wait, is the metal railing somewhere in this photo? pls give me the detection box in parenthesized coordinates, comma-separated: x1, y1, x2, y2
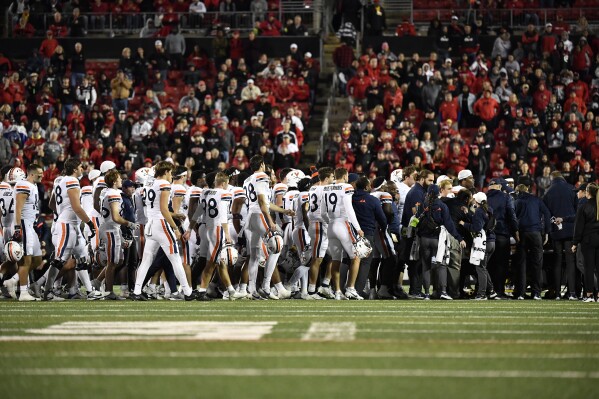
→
(6, 6, 324, 38)
(356, 6, 599, 34)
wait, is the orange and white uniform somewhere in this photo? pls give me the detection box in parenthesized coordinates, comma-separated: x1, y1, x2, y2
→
(323, 183, 361, 261)
(99, 188, 124, 264)
(197, 188, 231, 263)
(14, 180, 41, 256)
(53, 176, 88, 262)
(307, 184, 329, 259)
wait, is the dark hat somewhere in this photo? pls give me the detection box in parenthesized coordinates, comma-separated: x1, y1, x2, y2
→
(575, 183, 588, 192)
(427, 184, 440, 197)
(348, 173, 359, 184)
(123, 180, 135, 189)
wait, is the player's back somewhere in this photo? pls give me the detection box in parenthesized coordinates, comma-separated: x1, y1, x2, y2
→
(56, 176, 81, 224)
(144, 179, 170, 220)
(307, 185, 326, 223)
(322, 183, 353, 221)
(243, 172, 270, 215)
(100, 188, 122, 230)
(0, 182, 15, 227)
(202, 188, 231, 227)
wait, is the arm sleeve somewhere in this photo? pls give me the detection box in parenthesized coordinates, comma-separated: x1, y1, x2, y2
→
(540, 200, 553, 232)
(442, 203, 463, 241)
(191, 195, 204, 223)
(572, 206, 585, 245)
(464, 208, 484, 233)
(507, 196, 519, 234)
(219, 198, 230, 225)
(345, 192, 361, 231)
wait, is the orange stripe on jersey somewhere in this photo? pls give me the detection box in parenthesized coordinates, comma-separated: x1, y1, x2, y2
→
(259, 213, 268, 230)
(210, 226, 221, 263)
(56, 224, 67, 259)
(345, 187, 353, 191)
(160, 220, 175, 254)
(16, 185, 29, 190)
(108, 195, 120, 199)
(160, 184, 170, 188)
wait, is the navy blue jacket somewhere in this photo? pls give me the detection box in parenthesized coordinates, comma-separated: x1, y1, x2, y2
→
(352, 189, 387, 236)
(542, 178, 577, 240)
(487, 188, 518, 238)
(401, 182, 426, 228)
(388, 201, 400, 235)
(120, 192, 135, 223)
(419, 198, 463, 241)
(464, 206, 496, 242)
(515, 191, 552, 233)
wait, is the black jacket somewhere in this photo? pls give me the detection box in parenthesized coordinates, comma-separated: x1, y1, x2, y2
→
(572, 200, 599, 247)
(352, 189, 387, 236)
(542, 177, 577, 240)
(418, 198, 462, 241)
(515, 191, 552, 233)
(487, 188, 518, 238)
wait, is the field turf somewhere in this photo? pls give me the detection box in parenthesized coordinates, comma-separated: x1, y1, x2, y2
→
(0, 300, 598, 399)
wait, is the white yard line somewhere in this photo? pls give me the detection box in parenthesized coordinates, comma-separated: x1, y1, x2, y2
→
(3, 350, 599, 360)
(5, 367, 599, 379)
(301, 322, 357, 341)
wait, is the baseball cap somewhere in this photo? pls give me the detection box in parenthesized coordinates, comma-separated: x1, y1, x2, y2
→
(290, 43, 298, 49)
(155, 40, 162, 47)
(348, 173, 359, 184)
(457, 169, 473, 180)
(305, 52, 312, 58)
(123, 180, 135, 189)
(247, 78, 254, 84)
(575, 183, 588, 192)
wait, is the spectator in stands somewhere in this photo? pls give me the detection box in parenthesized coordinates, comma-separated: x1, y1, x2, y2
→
(241, 78, 262, 102)
(165, 27, 186, 70)
(474, 90, 500, 130)
(140, 19, 158, 38)
(395, 17, 416, 37)
(69, 7, 86, 37)
(111, 70, 132, 114)
(522, 24, 539, 58)
(250, 0, 268, 24)
(13, 15, 35, 38)
(284, 15, 308, 36)
(366, 0, 386, 36)
(150, 40, 171, 78)
(189, 0, 207, 30)
(50, 12, 68, 37)
(492, 29, 511, 60)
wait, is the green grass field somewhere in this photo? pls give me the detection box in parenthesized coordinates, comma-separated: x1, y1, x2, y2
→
(0, 300, 598, 399)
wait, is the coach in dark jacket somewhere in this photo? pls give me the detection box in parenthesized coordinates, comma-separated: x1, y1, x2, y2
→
(542, 172, 578, 299)
(572, 183, 599, 302)
(514, 184, 552, 299)
(486, 178, 519, 298)
(351, 176, 387, 296)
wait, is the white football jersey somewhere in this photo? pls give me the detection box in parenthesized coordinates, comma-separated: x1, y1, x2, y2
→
(200, 188, 231, 227)
(272, 182, 288, 225)
(99, 188, 122, 230)
(80, 185, 93, 213)
(183, 186, 202, 217)
(14, 180, 39, 222)
(243, 172, 270, 215)
(170, 183, 187, 213)
(91, 176, 107, 218)
(133, 186, 147, 225)
(396, 181, 411, 227)
(55, 176, 82, 224)
(307, 185, 326, 223)
(322, 183, 360, 229)
(226, 184, 245, 219)
(282, 189, 299, 224)
(144, 179, 170, 220)
(294, 191, 309, 227)
(371, 191, 393, 205)
(0, 182, 14, 228)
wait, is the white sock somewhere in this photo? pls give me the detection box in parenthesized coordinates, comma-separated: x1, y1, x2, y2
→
(274, 282, 284, 292)
(199, 287, 206, 293)
(19, 285, 27, 292)
(239, 283, 248, 293)
(10, 275, 19, 283)
(322, 278, 331, 286)
(227, 285, 236, 295)
(308, 283, 316, 293)
(76, 270, 93, 292)
(69, 285, 77, 295)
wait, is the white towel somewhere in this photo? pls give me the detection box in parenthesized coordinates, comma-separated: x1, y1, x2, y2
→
(469, 230, 487, 265)
(434, 226, 451, 265)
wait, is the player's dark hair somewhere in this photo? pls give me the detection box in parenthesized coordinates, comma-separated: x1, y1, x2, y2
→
(174, 166, 187, 178)
(355, 176, 370, 191)
(104, 169, 121, 188)
(279, 168, 293, 181)
(63, 158, 82, 176)
(28, 163, 42, 173)
(334, 167, 348, 180)
(318, 167, 333, 182)
(154, 161, 174, 178)
(418, 169, 433, 181)
(249, 155, 264, 172)
(206, 171, 218, 189)
(1, 165, 12, 181)
(403, 165, 417, 181)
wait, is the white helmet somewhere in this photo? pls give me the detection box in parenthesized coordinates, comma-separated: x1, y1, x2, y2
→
(88, 169, 101, 182)
(353, 236, 373, 259)
(264, 230, 284, 254)
(279, 247, 300, 273)
(145, 166, 156, 185)
(217, 243, 239, 266)
(5, 167, 26, 184)
(299, 244, 312, 266)
(390, 169, 403, 186)
(286, 169, 305, 188)
(4, 241, 23, 262)
(100, 161, 116, 174)
(135, 167, 151, 185)
(473, 192, 488, 204)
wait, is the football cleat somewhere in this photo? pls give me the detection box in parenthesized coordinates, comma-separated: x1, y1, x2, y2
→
(3, 279, 17, 299)
(276, 286, 292, 300)
(345, 288, 363, 300)
(19, 291, 39, 301)
(317, 286, 335, 299)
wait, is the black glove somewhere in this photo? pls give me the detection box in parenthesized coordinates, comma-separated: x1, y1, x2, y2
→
(12, 225, 22, 242)
(86, 221, 96, 240)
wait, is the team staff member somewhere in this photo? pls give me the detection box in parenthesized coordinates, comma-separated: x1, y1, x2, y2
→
(417, 184, 465, 300)
(542, 172, 578, 300)
(119, 179, 137, 296)
(514, 182, 552, 300)
(351, 176, 387, 297)
(572, 183, 599, 303)
(486, 178, 519, 299)
(400, 169, 434, 298)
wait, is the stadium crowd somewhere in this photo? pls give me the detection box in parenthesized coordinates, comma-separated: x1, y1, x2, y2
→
(0, 0, 597, 302)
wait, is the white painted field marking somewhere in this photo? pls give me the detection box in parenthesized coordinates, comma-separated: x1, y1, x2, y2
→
(3, 351, 599, 360)
(6, 368, 599, 379)
(301, 322, 356, 341)
(19, 322, 276, 341)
